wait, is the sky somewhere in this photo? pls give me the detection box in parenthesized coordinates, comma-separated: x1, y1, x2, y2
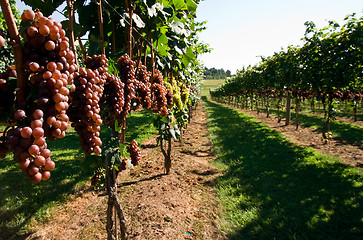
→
(195, 0, 363, 74)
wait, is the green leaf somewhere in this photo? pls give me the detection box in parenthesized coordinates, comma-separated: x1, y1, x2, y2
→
(186, 0, 198, 12)
(161, 116, 169, 123)
(115, 120, 122, 132)
(158, 33, 169, 45)
(22, 0, 64, 16)
(182, 46, 196, 66)
(172, 0, 188, 10)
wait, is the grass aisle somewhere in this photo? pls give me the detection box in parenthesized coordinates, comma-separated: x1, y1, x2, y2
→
(203, 97, 363, 240)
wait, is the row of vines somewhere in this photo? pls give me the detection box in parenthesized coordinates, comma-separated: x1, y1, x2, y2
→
(211, 14, 363, 139)
(0, 0, 208, 239)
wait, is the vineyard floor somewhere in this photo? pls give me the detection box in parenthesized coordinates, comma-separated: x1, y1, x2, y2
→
(24, 103, 226, 240)
(217, 101, 363, 169)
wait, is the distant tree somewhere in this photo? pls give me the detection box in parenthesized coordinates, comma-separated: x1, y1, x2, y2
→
(226, 70, 231, 77)
(203, 67, 232, 79)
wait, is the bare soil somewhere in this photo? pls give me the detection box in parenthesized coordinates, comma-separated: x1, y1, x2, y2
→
(25, 103, 226, 240)
(235, 107, 363, 169)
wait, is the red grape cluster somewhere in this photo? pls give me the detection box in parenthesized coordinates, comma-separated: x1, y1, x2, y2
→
(166, 89, 173, 106)
(6, 109, 55, 183)
(135, 63, 152, 109)
(1, 10, 76, 183)
(21, 10, 76, 141)
(84, 54, 108, 73)
(127, 139, 141, 166)
(68, 66, 105, 155)
(101, 73, 125, 126)
(150, 70, 168, 116)
(117, 55, 137, 124)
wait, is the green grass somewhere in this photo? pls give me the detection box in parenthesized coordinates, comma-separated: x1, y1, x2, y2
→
(201, 79, 226, 96)
(259, 107, 363, 145)
(125, 109, 157, 144)
(0, 109, 157, 240)
(203, 97, 363, 240)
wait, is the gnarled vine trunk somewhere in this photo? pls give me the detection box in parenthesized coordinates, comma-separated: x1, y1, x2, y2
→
(161, 138, 172, 174)
(105, 161, 127, 240)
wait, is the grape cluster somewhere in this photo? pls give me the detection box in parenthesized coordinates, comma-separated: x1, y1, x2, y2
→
(6, 109, 55, 183)
(117, 55, 137, 124)
(169, 77, 183, 110)
(180, 84, 190, 107)
(21, 10, 76, 141)
(101, 73, 125, 126)
(166, 89, 173, 106)
(127, 139, 141, 166)
(84, 54, 108, 73)
(135, 63, 152, 109)
(68, 66, 105, 155)
(150, 70, 168, 116)
(1, 10, 76, 183)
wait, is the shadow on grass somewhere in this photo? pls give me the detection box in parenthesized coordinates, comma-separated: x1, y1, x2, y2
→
(260, 108, 363, 145)
(0, 131, 92, 240)
(203, 97, 363, 240)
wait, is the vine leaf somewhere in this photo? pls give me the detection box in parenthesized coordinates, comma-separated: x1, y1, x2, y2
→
(172, 0, 188, 10)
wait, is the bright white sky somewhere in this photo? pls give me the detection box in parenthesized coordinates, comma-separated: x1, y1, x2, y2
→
(195, 0, 363, 74)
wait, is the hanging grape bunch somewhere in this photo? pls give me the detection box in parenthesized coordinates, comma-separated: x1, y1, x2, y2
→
(166, 89, 173, 106)
(134, 63, 152, 109)
(1, 9, 76, 183)
(68, 55, 107, 155)
(6, 109, 55, 183)
(127, 140, 141, 166)
(117, 55, 137, 124)
(21, 9, 76, 141)
(150, 70, 168, 116)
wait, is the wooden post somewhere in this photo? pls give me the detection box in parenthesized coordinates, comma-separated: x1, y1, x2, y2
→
(295, 94, 300, 130)
(67, 0, 78, 65)
(124, 0, 133, 57)
(97, 0, 105, 55)
(285, 90, 291, 125)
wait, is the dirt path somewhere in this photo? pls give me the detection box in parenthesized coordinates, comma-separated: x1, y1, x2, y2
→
(25, 103, 226, 240)
(217, 101, 363, 169)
